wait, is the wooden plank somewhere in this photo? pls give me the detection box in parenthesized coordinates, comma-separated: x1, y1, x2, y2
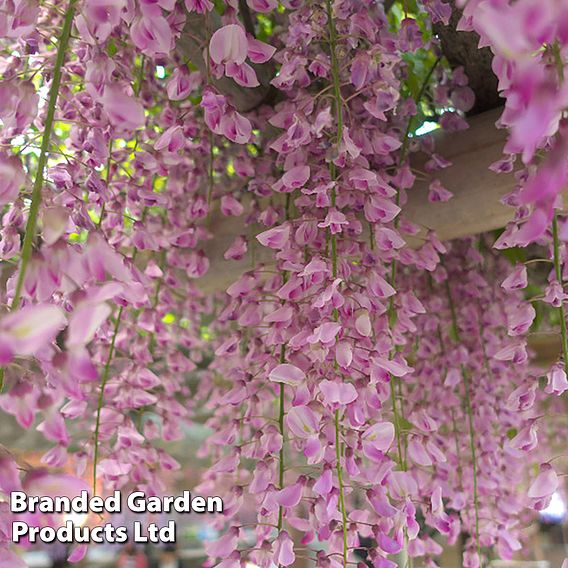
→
(200, 108, 513, 292)
(529, 335, 561, 368)
(405, 107, 512, 241)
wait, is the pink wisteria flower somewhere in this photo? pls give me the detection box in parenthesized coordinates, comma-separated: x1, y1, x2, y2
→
(0, 153, 25, 206)
(256, 224, 290, 249)
(268, 363, 305, 386)
(0, 305, 65, 363)
(210, 24, 248, 65)
(101, 85, 145, 131)
(528, 463, 558, 500)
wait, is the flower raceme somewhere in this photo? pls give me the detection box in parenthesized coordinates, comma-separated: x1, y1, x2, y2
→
(0, 0, 564, 567)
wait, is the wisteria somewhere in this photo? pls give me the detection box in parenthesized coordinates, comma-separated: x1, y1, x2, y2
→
(0, 0, 567, 566)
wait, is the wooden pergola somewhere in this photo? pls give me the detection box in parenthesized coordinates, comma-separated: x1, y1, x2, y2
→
(181, 0, 560, 367)
(203, 107, 512, 292)
(202, 107, 560, 365)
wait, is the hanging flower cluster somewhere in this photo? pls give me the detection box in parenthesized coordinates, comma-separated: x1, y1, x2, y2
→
(404, 240, 553, 567)
(462, 0, 568, 536)
(0, 0, 566, 566)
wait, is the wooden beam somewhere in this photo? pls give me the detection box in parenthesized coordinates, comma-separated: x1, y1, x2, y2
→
(200, 108, 513, 292)
(176, 13, 275, 113)
(529, 335, 561, 368)
(404, 107, 512, 241)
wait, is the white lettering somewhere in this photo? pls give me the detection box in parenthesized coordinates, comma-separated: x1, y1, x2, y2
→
(10, 492, 28, 513)
(127, 491, 146, 513)
(12, 522, 29, 542)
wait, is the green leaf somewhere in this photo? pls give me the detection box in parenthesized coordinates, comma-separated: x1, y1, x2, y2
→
(107, 39, 118, 57)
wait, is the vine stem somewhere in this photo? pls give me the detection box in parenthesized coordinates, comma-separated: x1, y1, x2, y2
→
(335, 408, 348, 567)
(461, 364, 481, 564)
(388, 54, 441, 319)
(326, 0, 348, 564)
(445, 278, 482, 566)
(390, 381, 404, 467)
(277, 344, 286, 535)
(93, 206, 148, 490)
(276, 194, 292, 554)
(91, 55, 147, 493)
(551, 44, 568, 377)
(92, 220, 146, 492)
(204, 12, 215, 213)
(96, 55, 145, 229)
(552, 212, 568, 376)
(398, 55, 442, 166)
(434, 313, 465, 489)
(385, 55, 440, 568)
(92, 305, 124, 494)
(11, 0, 77, 310)
(96, 138, 114, 230)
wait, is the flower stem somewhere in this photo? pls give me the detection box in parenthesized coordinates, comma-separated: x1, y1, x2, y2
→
(326, 0, 342, 276)
(335, 408, 348, 567)
(11, 0, 77, 310)
(92, 305, 124, 494)
(436, 317, 465, 489)
(277, 343, 286, 533)
(388, 55, 441, 320)
(552, 212, 568, 376)
(277, 194, 292, 540)
(326, 1, 348, 564)
(387, 64, 442, 483)
(97, 56, 145, 229)
(390, 381, 404, 466)
(461, 364, 481, 564)
(92, 231, 143, 492)
(96, 138, 114, 230)
(399, 55, 442, 164)
(445, 279, 482, 566)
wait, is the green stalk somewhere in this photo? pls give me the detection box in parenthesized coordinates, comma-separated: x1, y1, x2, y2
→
(11, 0, 77, 310)
(450, 408, 464, 489)
(92, 208, 144, 491)
(549, 43, 568, 378)
(445, 279, 482, 566)
(435, 318, 464, 489)
(390, 380, 404, 466)
(461, 365, 481, 564)
(92, 305, 124, 494)
(277, 343, 286, 534)
(90, 53, 148, 485)
(96, 138, 114, 230)
(398, 55, 442, 166)
(552, 212, 568, 376)
(277, 194, 292, 543)
(385, 60, 444, 568)
(326, 1, 348, 563)
(97, 56, 145, 229)
(335, 408, 348, 567)
(204, 15, 216, 218)
(387, 60, 442, 478)
(388, 55, 441, 320)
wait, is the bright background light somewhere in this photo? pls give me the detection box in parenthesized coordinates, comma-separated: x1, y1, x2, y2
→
(539, 491, 567, 523)
(415, 121, 440, 136)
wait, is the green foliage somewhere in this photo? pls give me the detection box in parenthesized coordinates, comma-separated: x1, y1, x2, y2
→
(106, 39, 118, 57)
(213, 0, 227, 15)
(256, 14, 274, 41)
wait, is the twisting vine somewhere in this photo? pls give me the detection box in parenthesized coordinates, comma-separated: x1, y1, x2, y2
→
(12, 0, 78, 309)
